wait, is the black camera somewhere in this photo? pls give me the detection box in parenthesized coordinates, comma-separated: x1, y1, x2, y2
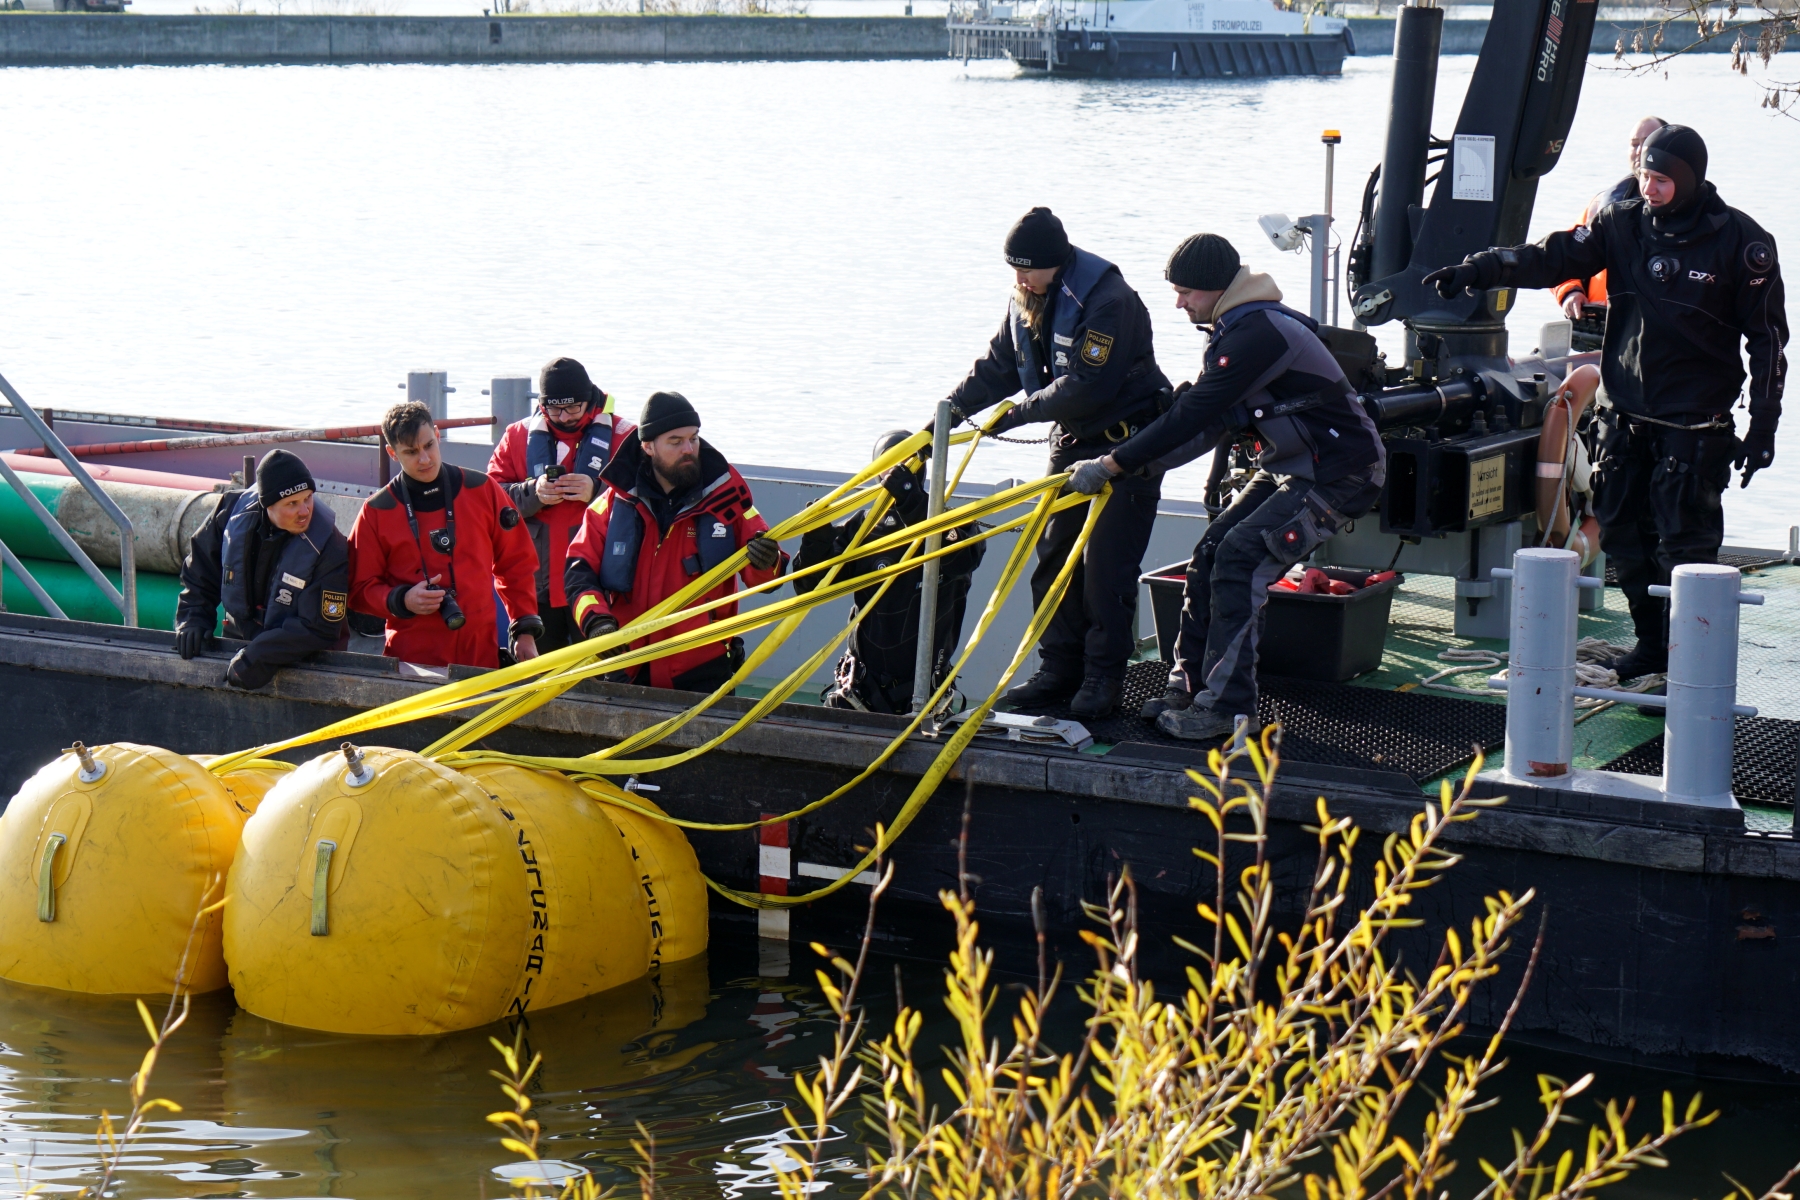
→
(428, 526, 456, 555)
(437, 588, 466, 631)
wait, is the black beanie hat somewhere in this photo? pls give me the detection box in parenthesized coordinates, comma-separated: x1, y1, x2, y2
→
(1004, 207, 1072, 270)
(257, 448, 314, 507)
(638, 391, 702, 442)
(538, 356, 599, 408)
(1165, 233, 1241, 291)
(1640, 124, 1707, 209)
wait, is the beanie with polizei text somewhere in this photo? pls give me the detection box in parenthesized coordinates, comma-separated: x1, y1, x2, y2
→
(1004, 207, 1072, 270)
(256, 448, 315, 508)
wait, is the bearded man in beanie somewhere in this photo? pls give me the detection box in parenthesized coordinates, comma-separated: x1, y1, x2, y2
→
(1068, 233, 1386, 742)
(488, 356, 636, 652)
(1425, 124, 1788, 683)
(174, 448, 351, 690)
(938, 206, 1173, 718)
(563, 392, 787, 694)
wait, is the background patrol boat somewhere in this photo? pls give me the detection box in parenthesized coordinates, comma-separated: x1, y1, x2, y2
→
(947, 0, 1354, 77)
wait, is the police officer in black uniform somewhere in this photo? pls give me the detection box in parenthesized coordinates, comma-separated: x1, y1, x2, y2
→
(175, 448, 351, 689)
(1425, 124, 1788, 681)
(941, 207, 1172, 717)
(1069, 234, 1386, 742)
(792, 430, 987, 713)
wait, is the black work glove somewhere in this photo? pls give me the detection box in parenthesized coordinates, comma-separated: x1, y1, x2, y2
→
(224, 648, 276, 691)
(983, 403, 1031, 435)
(745, 534, 782, 572)
(799, 522, 840, 563)
(581, 611, 620, 642)
(880, 463, 927, 519)
(175, 622, 208, 660)
(1734, 423, 1778, 488)
(1422, 261, 1482, 299)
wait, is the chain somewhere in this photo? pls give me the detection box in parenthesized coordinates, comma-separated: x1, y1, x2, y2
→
(985, 432, 1052, 445)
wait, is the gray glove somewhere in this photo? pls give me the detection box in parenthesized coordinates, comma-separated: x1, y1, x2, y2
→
(1068, 457, 1118, 496)
(745, 535, 782, 572)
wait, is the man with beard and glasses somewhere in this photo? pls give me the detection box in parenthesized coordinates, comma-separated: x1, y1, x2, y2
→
(563, 392, 788, 694)
(488, 356, 636, 652)
(934, 206, 1173, 719)
(1425, 124, 1788, 686)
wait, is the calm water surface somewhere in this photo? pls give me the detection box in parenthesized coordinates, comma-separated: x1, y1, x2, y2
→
(0, 924, 1796, 1198)
(0, 55, 1795, 541)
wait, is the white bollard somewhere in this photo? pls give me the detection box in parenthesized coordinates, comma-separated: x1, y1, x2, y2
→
(1503, 548, 1580, 779)
(1662, 564, 1744, 807)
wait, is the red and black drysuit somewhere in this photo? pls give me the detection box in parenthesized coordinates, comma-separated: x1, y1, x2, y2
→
(564, 438, 785, 693)
(487, 404, 637, 650)
(347, 465, 542, 669)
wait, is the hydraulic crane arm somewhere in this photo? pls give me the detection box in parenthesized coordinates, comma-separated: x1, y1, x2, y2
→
(1348, 0, 1602, 342)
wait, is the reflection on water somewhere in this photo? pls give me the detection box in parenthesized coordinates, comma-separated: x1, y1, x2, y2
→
(0, 924, 1796, 1199)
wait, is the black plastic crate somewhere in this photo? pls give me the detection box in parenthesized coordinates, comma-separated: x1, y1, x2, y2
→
(1139, 562, 1404, 683)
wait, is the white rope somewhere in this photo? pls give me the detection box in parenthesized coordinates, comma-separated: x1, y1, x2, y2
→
(1419, 638, 1664, 714)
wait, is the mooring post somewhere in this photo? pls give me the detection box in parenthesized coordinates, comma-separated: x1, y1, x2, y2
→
(1657, 564, 1755, 807)
(404, 370, 452, 421)
(1502, 548, 1578, 779)
(485, 377, 535, 444)
(911, 400, 952, 714)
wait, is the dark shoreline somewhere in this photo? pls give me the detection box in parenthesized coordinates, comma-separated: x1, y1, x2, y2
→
(0, 12, 1770, 67)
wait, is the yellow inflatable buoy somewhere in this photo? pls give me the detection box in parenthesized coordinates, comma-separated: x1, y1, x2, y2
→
(456, 762, 652, 1011)
(193, 754, 291, 818)
(585, 780, 709, 968)
(0, 742, 242, 995)
(226, 746, 658, 1035)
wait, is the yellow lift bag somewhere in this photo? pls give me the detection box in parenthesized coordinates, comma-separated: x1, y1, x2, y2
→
(0, 742, 242, 995)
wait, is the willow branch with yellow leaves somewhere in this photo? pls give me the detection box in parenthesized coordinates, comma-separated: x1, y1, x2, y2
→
(772, 728, 1766, 1200)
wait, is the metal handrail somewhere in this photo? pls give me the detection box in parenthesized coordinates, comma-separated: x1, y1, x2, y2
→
(0, 372, 137, 626)
(0, 538, 69, 620)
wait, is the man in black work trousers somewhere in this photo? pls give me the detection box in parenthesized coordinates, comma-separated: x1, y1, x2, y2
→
(1069, 234, 1386, 743)
(1425, 124, 1788, 681)
(940, 207, 1172, 718)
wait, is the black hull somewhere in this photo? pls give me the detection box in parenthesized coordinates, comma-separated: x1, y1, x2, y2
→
(1, 613, 1796, 1079)
(1018, 30, 1350, 77)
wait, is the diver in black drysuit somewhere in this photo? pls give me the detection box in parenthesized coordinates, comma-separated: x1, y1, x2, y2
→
(1424, 124, 1788, 681)
(1068, 233, 1386, 744)
(792, 431, 986, 714)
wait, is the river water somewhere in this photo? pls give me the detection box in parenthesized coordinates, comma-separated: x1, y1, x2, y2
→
(1, 52, 1799, 1196)
(1, 54, 1795, 542)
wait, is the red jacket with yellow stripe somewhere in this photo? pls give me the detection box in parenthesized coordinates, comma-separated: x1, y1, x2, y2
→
(564, 438, 784, 689)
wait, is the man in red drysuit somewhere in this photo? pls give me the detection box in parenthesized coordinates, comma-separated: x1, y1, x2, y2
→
(564, 391, 786, 693)
(487, 356, 637, 653)
(348, 401, 543, 669)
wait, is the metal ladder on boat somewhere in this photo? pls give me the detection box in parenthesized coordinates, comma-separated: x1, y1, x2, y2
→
(0, 371, 137, 627)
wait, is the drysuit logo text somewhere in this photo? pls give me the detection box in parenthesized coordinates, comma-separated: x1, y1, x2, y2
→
(1535, 0, 1566, 81)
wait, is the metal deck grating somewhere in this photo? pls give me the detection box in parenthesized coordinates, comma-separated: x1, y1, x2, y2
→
(1015, 660, 1506, 784)
(1598, 715, 1800, 807)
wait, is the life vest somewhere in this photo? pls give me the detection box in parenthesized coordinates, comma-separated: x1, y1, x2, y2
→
(524, 408, 617, 489)
(596, 474, 741, 596)
(219, 490, 339, 635)
(1008, 247, 1118, 394)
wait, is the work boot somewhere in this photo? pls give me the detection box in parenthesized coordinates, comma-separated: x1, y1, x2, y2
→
(1003, 669, 1080, 709)
(1140, 687, 1194, 720)
(1601, 641, 1667, 681)
(1635, 682, 1667, 719)
(1069, 676, 1123, 719)
(1156, 705, 1258, 744)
